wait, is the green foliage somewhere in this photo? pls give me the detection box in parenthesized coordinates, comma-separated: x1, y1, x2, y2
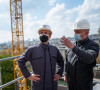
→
(0, 55, 11, 59)
(99, 43, 100, 46)
(58, 79, 67, 86)
(0, 49, 12, 56)
(27, 79, 31, 90)
(0, 55, 32, 90)
(97, 51, 100, 64)
(0, 55, 15, 90)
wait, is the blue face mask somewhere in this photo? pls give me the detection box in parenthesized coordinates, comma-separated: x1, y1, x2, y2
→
(74, 34, 82, 41)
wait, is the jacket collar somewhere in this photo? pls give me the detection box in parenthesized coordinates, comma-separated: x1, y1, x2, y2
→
(76, 37, 89, 46)
(39, 42, 50, 50)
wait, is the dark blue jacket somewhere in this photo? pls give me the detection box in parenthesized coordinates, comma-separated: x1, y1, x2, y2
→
(18, 43, 64, 90)
(65, 37, 99, 90)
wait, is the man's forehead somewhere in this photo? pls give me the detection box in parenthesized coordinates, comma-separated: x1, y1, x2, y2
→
(74, 29, 88, 32)
(40, 30, 49, 32)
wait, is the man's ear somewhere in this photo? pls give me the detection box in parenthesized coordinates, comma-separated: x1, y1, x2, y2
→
(84, 31, 88, 39)
(85, 31, 89, 36)
(49, 35, 51, 39)
(39, 35, 40, 39)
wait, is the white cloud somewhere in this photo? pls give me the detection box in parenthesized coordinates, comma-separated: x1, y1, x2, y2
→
(23, 0, 49, 9)
(23, 0, 100, 41)
(0, 0, 100, 42)
(0, 0, 9, 3)
(44, 3, 74, 38)
(34, 16, 37, 19)
(48, 0, 56, 6)
(0, 13, 10, 30)
(0, 30, 11, 43)
(23, 3, 75, 40)
(0, 13, 9, 18)
(23, 13, 42, 40)
(77, 0, 100, 34)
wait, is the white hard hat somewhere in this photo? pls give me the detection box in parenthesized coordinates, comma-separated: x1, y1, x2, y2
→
(73, 19, 90, 30)
(38, 25, 52, 35)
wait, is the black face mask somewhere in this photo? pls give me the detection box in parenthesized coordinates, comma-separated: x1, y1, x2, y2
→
(40, 34, 48, 42)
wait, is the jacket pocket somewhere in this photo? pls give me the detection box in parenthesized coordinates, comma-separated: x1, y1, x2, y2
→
(51, 54, 57, 74)
(31, 55, 43, 69)
(52, 54, 57, 61)
(32, 56, 43, 60)
(31, 53, 43, 60)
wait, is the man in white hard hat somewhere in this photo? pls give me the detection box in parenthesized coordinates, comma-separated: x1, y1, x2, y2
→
(61, 19, 99, 90)
(18, 24, 64, 90)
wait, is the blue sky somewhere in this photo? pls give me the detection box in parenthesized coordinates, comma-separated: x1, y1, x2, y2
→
(0, 0, 100, 43)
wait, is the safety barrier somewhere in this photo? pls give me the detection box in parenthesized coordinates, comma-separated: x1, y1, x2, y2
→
(0, 55, 100, 89)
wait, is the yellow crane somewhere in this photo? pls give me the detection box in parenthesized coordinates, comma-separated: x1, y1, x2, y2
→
(10, 0, 27, 90)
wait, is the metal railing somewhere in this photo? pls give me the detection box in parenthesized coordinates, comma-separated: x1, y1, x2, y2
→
(0, 55, 100, 89)
(0, 72, 33, 89)
(0, 55, 20, 89)
(0, 55, 20, 62)
(0, 76, 23, 89)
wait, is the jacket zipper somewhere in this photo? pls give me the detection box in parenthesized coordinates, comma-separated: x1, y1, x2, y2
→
(43, 49, 46, 90)
(48, 48, 53, 90)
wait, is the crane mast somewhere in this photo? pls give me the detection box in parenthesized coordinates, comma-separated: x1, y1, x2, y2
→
(10, 0, 27, 90)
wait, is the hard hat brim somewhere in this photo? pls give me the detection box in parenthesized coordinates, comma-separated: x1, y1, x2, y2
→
(73, 27, 90, 30)
(38, 28, 52, 35)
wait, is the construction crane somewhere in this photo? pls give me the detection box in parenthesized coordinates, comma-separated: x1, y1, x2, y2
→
(10, 0, 27, 90)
